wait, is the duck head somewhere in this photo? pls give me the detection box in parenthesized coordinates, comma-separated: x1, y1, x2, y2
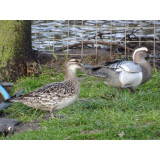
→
(66, 58, 82, 71)
(132, 47, 149, 63)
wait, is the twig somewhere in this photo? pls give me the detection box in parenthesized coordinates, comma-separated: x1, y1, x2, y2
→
(121, 28, 142, 41)
(56, 40, 134, 52)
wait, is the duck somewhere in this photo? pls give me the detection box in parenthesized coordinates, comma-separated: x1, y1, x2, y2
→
(83, 47, 152, 98)
(9, 58, 83, 118)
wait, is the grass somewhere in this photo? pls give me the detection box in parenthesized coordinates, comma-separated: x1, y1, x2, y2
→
(1, 67, 160, 140)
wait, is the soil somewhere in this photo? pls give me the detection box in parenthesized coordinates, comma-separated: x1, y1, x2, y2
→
(0, 95, 4, 103)
(35, 47, 160, 70)
(13, 119, 41, 134)
(35, 48, 114, 70)
(0, 116, 43, 138)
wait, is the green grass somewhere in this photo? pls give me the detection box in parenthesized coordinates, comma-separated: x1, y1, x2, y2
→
(1, 67, 160, 140)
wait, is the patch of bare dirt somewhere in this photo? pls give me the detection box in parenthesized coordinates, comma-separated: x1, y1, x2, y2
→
(14, 119, 41, 134)
(34, 47, 160, 70)
(34, 48, 114, 71)
(0, 117, 42, 138)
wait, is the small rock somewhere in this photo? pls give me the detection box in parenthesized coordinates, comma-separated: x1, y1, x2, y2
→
(64, 136, 71, 140)
(0, 118, 20, 136)
(118, 131, 125, 138)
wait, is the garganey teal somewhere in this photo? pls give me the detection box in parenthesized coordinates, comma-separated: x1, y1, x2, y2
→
(10, 58, 83, 118)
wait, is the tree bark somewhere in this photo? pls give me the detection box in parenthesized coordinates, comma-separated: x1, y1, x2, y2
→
(0, 20, 32, 81)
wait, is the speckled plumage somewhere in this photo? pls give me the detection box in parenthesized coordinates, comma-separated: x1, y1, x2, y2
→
(10, 58, 82, 117)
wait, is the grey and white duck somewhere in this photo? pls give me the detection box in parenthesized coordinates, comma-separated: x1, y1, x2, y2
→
(83, 47, 152, 98)
(9, 58, 83, 118)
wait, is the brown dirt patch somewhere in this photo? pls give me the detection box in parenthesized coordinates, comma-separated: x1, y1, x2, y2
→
(13, 119, 41, 134)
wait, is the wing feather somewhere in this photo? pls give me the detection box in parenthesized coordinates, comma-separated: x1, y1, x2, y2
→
(104, 60, 142, 73)
(88, 59, 142, 78)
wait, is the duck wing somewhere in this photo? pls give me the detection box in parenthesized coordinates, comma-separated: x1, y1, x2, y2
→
(111, 61, 142, 73)
(12, 82, 71, 102)
(102, 59, 141, 72)
(90, 60, 142, 77)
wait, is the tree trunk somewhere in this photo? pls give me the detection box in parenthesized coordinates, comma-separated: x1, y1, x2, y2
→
(0, 20, 32, 81)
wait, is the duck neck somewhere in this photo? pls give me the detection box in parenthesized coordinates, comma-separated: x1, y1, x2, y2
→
(133, 57, 152, 84)
(65, 67, 78, 81)
(133, 55, 146, 64)
(133, 56, 151, 70)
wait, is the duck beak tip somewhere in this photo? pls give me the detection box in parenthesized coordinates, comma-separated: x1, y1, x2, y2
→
(149, 55, 160, 58)
(81, 64, 95, 69)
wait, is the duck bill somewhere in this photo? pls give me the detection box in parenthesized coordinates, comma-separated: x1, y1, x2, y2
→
(149, 55, 160, 58)
(81, 64, 95, 69)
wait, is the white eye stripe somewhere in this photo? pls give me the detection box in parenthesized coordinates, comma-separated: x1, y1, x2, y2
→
(133, 47, 148, 59)
(134, 47, 148, 53)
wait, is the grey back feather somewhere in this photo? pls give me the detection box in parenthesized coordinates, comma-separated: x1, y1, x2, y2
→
(90, 59, 142, 77)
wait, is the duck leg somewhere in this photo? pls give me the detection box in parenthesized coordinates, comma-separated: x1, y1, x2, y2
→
(51, 110, 66, 119)
(42, 111, 56, 120)
(129, 87, 135, 93)
(116, 89, 121, 99)
(50, 110, 56, 118)
(54, 114, 66, 119)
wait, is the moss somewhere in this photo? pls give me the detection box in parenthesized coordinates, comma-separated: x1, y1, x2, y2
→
(0, 20, 32, 81)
